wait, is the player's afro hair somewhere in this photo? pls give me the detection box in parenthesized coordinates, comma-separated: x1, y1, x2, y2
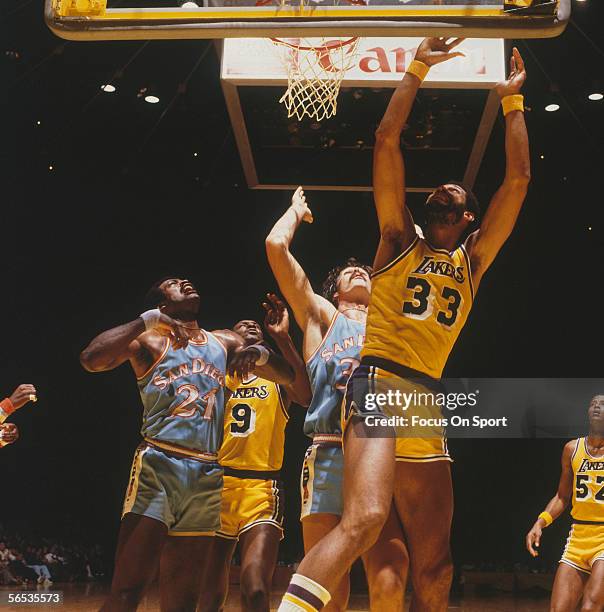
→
(322, 257, 373, 306)
(143, 276, 175, 310)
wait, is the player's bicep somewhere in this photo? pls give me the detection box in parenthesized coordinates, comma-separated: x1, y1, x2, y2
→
(467, 180, 527, 277)
(557, 441, 575, 502)
(266, 247, 319, 328)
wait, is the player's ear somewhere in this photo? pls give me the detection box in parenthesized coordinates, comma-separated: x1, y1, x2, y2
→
(464, 211, 475, 223)
(332, 292, 339, 305)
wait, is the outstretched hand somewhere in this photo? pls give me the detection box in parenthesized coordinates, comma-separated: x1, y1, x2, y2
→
(228, 345, 265, 381)
(495, 47, 526, 98)
(263, 293, 289, 339)
(291, 187, 313, 224)
(415, 37, 465, 67)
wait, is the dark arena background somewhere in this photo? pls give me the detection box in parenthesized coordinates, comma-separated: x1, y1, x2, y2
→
(1, 0, 603, 609)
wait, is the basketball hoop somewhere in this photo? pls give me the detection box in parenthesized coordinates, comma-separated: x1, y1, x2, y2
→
(270, 36, 361, 121)
(255, 0, 365, 121)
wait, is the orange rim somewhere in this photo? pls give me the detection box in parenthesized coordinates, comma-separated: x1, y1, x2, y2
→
(270, 36, 359, 51)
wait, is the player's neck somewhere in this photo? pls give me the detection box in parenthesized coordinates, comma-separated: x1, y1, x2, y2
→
(338, 300, 367, 323)
(425, 225, 462, 252)
(170, 312, 199, 326)
(587, 432, 604, 451)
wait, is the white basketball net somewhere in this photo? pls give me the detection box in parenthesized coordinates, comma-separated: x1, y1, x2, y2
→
(272, 37, 360, 121)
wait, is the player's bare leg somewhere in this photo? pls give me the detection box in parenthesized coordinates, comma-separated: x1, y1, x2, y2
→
(550, 563, 588, 612)
(579, 560, 604, 612)
(238, 523, 282, 612)
(393, 461, 453, 612)
(198, 537, 237, 611)
(362, 504, 409, 612)
(101, 514, 167, 612)
(302, 515, 350, 612)
(280, 420, 395, 610)
(159, 536, 214, 612)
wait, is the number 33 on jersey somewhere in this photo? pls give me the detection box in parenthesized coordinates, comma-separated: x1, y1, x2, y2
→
(219, 374, 289, 472)
(362, 235, 474, 379)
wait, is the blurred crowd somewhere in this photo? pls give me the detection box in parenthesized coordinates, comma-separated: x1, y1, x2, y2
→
(0, 527, 105, 586)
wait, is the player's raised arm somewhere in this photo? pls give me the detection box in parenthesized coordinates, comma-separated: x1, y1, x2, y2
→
(265, 187, 328, 330)
(218, 329, 295, 386)
(525, 439, 574, 557)
(373, 37, 464, 270)
(80, 311, 189, 373)
(467, 48, 531, 284)
(263, 293, 312, 408)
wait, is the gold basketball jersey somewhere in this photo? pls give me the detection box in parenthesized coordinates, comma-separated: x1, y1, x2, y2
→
(571, 437, 604, 523)
(218, 374, 288, 472)
(362, 236, 474, 379)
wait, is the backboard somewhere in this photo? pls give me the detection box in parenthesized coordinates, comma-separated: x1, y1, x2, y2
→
(219, 37, 506, 191)
(46, 0, 569, 41)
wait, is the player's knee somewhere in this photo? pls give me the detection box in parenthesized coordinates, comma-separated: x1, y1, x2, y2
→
(240, 568, 270, 611)
(241, 584, 270, 611)
(369, 566, 406, 604)
(341, 506, 388, 547)
(413, 554, 453, 594)
(580, 595, 604, 612)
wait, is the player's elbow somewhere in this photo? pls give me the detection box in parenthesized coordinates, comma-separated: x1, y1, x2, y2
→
(509, 168, 531, 188)
(265, 233, 288, 256)
(79, 348, 106, 373)
(374, 124, 400, 148)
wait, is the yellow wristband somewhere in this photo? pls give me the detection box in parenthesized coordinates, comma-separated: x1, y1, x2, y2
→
(538, 511, 553, 527)
(502, 94, 524, 117)
(406, 60, 430, 83)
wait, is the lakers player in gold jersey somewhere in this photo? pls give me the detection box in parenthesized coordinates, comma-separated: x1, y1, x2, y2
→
(199, 294, 311, 612)
(279, 38, 530, 612)
(526, 396, 604, 612)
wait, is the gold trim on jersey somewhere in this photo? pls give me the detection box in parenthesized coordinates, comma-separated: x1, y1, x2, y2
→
(313, 433, 342, 445)
(372, 236, 420, 278)
(137, 337, 170, 381)
(460, 242, 475, 300)
(143, 437, 218, 462)
(275, 383, 289, 420)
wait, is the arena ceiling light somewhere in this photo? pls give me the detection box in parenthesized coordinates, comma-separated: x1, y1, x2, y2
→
(100, 84, 116, 93)
(588, 93, 603, 101)
(545, 103, 560, 112)
(144, 95, 160, 104)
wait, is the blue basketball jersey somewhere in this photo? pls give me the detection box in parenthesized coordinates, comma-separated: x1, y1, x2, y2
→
(137, 331, 227, 456)
(305, 313, 365, 437)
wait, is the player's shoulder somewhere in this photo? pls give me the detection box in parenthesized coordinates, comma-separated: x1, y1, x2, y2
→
(562, 438, 581, 460)
(312, 294, 337, 322)
(134, 330, 167, 351)
(210, 329, 241, 351)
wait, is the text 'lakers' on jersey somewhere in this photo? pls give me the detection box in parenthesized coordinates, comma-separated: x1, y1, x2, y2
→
(362, 236, 474, 379)
(571, 438, 604, 523)
(219, 374, 288, 472)
(137, 332, 227, 458)
(305, 313, 365, 438)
